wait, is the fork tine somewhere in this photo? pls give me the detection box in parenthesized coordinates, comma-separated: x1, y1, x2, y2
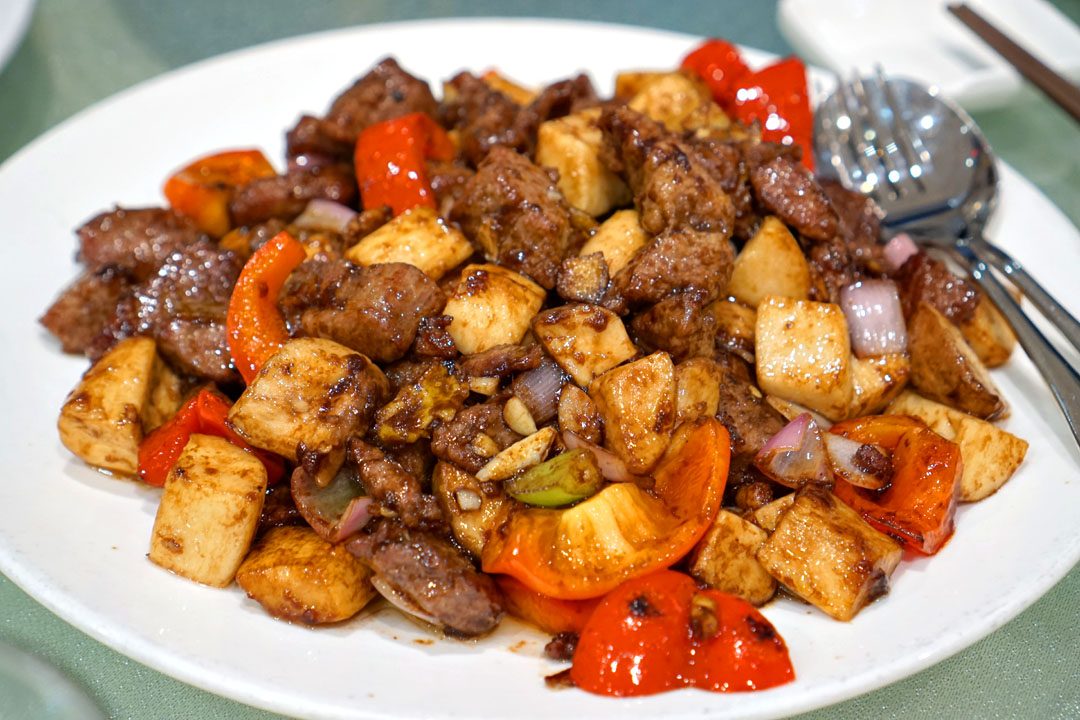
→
(849, 74, 913, 200)
(875, 66, 929, 188)
(817, 85, 858, 189)
(836, 77, 891, 200)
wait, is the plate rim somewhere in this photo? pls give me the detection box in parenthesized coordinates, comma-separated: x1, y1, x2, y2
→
(1, 16, 1078, 720)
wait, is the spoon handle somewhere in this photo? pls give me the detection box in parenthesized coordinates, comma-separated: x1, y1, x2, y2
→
(953, 244, 1080, 453)
(964, 234, 1080, 354)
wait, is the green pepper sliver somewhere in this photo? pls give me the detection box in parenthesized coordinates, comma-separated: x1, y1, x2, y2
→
(504, 449, 603, 508)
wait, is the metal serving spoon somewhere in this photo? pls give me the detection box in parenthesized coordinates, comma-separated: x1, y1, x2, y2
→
(813, 74, 1080, 449)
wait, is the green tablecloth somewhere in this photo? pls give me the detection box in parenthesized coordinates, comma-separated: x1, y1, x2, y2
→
(1, 2, 1077, 718)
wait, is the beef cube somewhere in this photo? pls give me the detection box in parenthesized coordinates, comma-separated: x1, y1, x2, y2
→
(451, 146, 582, 289)
(76, 206, 203, 281)
(322, 58, 439, 145)
(280, 260, 445, 364)
(40, 266, 133, 353)
(229, 165, 356, 227)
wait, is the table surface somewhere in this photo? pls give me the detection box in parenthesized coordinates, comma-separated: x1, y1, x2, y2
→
(1, 1, 1078, 719)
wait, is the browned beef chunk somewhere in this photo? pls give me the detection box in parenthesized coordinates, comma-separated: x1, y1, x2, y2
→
(76, 207, 203, 281)
(511, 74, 598, 157)
(746, 144, 837, 242)
(685, 136, 760, 241)
(322, 58, 439, 146)
(807, 241, 865, 304)
(600, 106, 734, 237)
(426, 159, 476, 218)
(348, 438, 445, 530)
(411, 315, 458, 359)
(459, 343, 543, 378)
(347, 519, 504, 637)
(377, 439, 436, 488)
(285, 114, 354, 170)
(715, 363, 787, 457)
(89, 239, 242, 382)
(451, 146, 581, 289)
(280, 260, 445, 364)
(544, 632, 579, 662)
(136, 240, 242, 382)
(629, 288, 717, 362)
(440, 72, 522, 167)
(820, 179, 885, 273)
(228, 165, 356, 227)
(40, 266, 133, 353)
(613, 229, 735, 306)
(893, 251, 979, 323)
(430, 398, 522, 473)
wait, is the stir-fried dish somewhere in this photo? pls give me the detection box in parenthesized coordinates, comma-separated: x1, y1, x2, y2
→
(41, 38, 1029, 696)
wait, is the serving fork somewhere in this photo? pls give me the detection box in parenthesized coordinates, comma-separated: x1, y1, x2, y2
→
(813, 72, 1080, 450)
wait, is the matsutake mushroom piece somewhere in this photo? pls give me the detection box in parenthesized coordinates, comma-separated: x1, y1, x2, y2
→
(578, 209, 649, 277)
(727, 216, 811, 307)
(535, 108, 631, 217)
(533, 304, 638, 387)
(432, 461, 514, 558)
(755, 296, 854, 422)
(688, 509, 776, 606)
(443, 264, 546, 355)
(887, 390, 1028, 502)
(227, 338, 390, 462)
(236, 525, 377, 624)
(588, 351, 677, 474)
(58, 337, 166, 476)
(756, 486, 903, 621)
(343, 205, 473, 280)
(149, 434, 267, 588)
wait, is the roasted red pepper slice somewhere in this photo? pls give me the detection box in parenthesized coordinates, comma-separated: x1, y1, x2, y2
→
(570, 570, 794, 696)
(353, 112, 454, 216)
(687, 589, 795, 692)
(137, 389, 285, 487)
(137, 399, 201, 487)
(830, 415, 963, 554)
(732, 57, 815, 170)
(482, 420, 730, 600)
(680, 38, 751, 115)
(225, 230, 306, 384)
(194, 390, 285, 486)
(163, 149, 276, 237)
(682, 39, 815, 171)
(495, 576, 601, 635)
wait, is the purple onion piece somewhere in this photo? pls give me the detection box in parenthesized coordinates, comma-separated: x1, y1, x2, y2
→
(839, 279, 909, 359)
(754, 412, 830, 488)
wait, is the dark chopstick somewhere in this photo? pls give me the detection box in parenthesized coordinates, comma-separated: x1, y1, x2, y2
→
(947, 3, 1080, 123)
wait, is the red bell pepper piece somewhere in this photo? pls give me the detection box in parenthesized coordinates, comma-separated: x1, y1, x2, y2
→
(194, 390, 285, 485)
(495, 576, 601, 635)
(137, 399, 201, 487)
(732, 57, 815, 171)
(680, 38, 751, 115)
(682, 39, 815, 171)
(138, 389, 285, 487)
(163, 149, 276, 237)
(353, 112, 454, 216)
(226, 230, 307, 384)
(482, 420, 730, 600)
(830, 415, 963, 554)
(570, 570, 794, 696)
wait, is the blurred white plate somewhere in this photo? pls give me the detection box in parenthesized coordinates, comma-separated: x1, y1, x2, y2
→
(779, 0, 1080, 111)
(0, 18, 1078, 720)
(0, 0, 35, 72)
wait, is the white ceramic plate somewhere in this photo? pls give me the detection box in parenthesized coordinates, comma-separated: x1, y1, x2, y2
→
(778, 0, 1080, 112)
(0, 19, 1078, 720)
(0, 0, 35, 72)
